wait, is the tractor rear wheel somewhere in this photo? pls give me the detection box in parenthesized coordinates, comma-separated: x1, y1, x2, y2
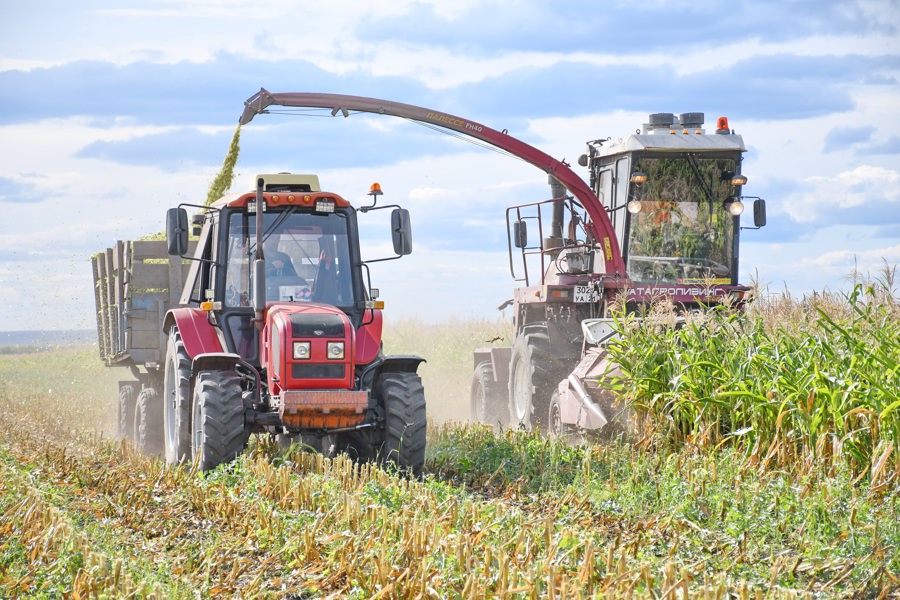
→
(134, 386, 163, 456)
(377, 372, 426, 477)
(191, 370, 247, 471)
(118, 383, 138, 440)
(508, 331, 554, 430)
(470, 361, 507, 428)
(163, 328, 192, 465)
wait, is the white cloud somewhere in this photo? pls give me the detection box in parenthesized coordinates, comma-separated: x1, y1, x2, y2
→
(783, 165, 900, 223)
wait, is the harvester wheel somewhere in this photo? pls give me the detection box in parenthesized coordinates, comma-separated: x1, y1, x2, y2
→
(548, 390, 564, 437)
(117, 383, 138, 440)
(163, 328, 192, 465)
(376, 372, 426, 477)
(508, 332, 554, 430)
(470, 361, 507, 428)
(134, 386, 163, 457)
(191, 370, 247, 471)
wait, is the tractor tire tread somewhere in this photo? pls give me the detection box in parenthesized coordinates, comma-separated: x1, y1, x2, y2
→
(193, 370, 247, 471)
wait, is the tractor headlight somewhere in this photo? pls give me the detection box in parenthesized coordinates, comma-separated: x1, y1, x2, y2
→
(293, 342, 311, 360)
(327, 341, 345, 360)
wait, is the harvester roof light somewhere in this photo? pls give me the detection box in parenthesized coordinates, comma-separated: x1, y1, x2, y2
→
(369, 182, 383, 196)
(724, 197, 744, 216)
(630, 172, 648, 184)
(716, 116, 730, 134)
(315, 199, 336, 213)
(627, 200, 642, 214)
(731, 175, 748, 186)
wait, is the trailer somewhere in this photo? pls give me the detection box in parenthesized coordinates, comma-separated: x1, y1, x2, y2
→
(92, 238, 195, 452)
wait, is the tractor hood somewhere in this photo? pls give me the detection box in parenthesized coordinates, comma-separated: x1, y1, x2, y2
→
(262, 302, 355, 398)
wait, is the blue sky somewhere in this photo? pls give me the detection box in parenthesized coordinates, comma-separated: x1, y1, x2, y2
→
(0, 0, 898, 330)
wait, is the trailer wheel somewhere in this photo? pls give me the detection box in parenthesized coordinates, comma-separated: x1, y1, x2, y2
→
(376, 372, 426, 477)
(163, 328, 192, 465)
(470, 361, 507, 428)
(134, 386, 163, 457)
(548, 390, 564, 437)
(191, 370, 247, 471)
(117, 384, 138, 440)
(508, 332, 554, 430)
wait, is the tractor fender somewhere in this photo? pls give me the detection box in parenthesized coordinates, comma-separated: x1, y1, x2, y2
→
(191, 352, 244, 377)
(163, 308, 224, 359)
(190, 352, 263, 406)
(357, 354, 426, 397)
(379, 354, 426, 375)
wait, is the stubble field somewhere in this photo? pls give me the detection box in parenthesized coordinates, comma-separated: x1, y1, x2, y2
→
(0, 286, 898, 599)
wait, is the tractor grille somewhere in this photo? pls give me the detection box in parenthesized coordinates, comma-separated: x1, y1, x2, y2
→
(292, 364, 345, 379)
(290, 313, 345, 337)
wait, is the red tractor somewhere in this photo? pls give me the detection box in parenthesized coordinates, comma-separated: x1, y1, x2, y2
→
(95, 173, 427, 473)
(237, 91, 767, 438)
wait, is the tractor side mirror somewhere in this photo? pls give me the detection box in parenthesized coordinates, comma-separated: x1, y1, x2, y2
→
(513, 220, 528, 249)
(391, 208, 413, 256)
(753, 199, 767, 228)
(166, 207, 189, 256)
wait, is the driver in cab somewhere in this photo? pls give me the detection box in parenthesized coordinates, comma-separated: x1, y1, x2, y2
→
(263, 236, 298, 278)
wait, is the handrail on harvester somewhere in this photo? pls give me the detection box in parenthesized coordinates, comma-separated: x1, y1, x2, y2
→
(239, 89, 626, 278)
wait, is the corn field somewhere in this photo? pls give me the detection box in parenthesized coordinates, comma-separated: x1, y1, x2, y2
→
(0, 297, 898, 598)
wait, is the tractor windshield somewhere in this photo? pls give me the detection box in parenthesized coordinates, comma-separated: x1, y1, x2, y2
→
(224, 210, 356, 308)
(625, 156, 737, 285)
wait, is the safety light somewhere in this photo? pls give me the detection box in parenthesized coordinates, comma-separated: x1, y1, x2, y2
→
(731, 175, 748, 186)
(627, 200, 642, 214)
(716, 116, 730, 134)
(327, 341, 345, 360)
(293, 342, 311, 360)
(630, 172, 648, 184)
(369, 182, 383, 197)
(200, 301, 221, 311)
(315, 199, 336, 213)
(724, 197, 744, 216)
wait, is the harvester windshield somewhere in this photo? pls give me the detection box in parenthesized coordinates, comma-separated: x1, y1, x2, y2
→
(625, 156, 737, 285)
(224, 210, 355, 308)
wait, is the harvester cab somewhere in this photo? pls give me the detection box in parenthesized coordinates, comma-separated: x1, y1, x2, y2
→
(159, 173, 426, 473)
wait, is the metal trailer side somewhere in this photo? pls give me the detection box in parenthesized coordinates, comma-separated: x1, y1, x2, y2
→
(92, 239, 196, 370)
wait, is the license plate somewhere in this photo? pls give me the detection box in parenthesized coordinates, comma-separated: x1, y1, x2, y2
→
(574, 285, 598, 303)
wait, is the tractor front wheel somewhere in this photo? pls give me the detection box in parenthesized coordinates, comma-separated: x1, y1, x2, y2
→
(191, 370, 247, 471)
(377, 372, 426, 477)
